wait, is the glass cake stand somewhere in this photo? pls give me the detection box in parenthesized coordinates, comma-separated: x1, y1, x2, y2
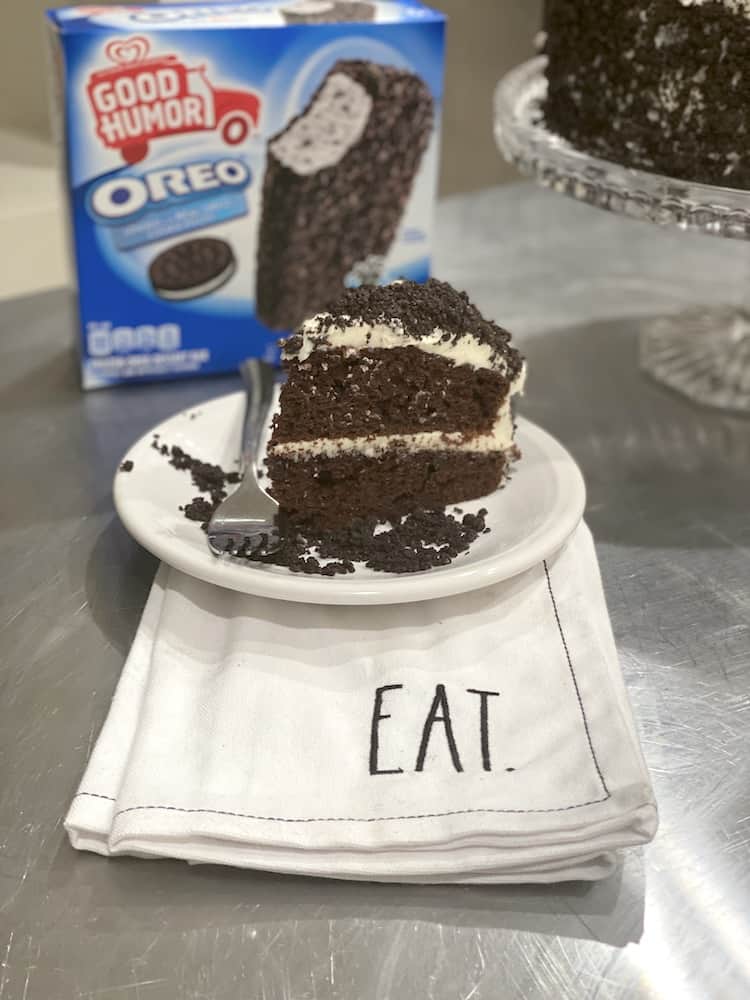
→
(494, 56, 750, 413)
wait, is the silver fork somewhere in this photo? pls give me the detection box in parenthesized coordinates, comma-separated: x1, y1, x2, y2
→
(207, 358, 281, 557)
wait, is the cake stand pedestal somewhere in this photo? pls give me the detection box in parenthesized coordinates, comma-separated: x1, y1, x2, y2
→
(494, 56, 750, 413)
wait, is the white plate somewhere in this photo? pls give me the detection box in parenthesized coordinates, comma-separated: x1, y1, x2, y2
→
(114, 392, 585, 605)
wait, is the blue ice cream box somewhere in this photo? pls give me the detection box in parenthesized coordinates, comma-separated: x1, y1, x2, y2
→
(46, 1, 445, 388)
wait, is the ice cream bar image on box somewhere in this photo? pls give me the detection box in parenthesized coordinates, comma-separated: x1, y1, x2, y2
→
(255, 59, 434, 331)
(280, 1, 376, 24)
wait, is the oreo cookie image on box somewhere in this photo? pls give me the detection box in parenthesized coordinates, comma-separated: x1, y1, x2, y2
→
(149, 238, 237, 301)
(255, 60, 434, 331)
(280, 1, 375, 23)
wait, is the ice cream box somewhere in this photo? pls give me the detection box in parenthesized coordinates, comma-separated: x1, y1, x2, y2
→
(46, 1, 445, 388)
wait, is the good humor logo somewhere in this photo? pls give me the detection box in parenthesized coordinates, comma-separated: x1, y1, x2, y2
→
(86, 36, 261, 164)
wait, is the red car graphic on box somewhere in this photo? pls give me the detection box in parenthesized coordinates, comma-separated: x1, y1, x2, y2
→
(87, 37, 261, 164)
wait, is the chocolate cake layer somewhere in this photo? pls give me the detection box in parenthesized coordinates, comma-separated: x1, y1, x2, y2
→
(544, 1, 750, 188)
(272, 346, 512, 442)
(256, 60, 434, 331)
(266, 447, 516, 526)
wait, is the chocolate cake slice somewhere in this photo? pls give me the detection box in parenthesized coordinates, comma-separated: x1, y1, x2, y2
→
(280, 0, 375, 24)
(266, 279, 526, 525)
(256, 61, 434, 331)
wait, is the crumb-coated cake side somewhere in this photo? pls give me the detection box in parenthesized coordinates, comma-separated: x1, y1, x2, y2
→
(266, 279, 526, 525)
(543, 0, 750, 189)
(255, 60, 434, 331)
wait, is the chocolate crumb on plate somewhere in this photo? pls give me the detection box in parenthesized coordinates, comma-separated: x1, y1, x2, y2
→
(230, 507, 487, 575)
(119, 459, 134, 473)
(183, 497, 217, 524)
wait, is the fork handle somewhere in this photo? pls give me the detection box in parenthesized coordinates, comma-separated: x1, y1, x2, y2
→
(239, 359, 277, 476)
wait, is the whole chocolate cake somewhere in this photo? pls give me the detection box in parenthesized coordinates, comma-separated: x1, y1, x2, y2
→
(266, 279, 526, 525)
(543, 0, 750, 188)
(256, 60, 434, 331)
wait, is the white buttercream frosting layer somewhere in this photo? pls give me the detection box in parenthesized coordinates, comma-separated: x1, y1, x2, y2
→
(294, 315, 508, 371)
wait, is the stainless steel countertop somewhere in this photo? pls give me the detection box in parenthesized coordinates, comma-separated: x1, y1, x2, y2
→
(2, 183, 749, 1000)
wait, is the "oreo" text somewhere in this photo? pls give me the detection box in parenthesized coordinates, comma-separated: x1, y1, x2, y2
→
(89, 158, 251, 221)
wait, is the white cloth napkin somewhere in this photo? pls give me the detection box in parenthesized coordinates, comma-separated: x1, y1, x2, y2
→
(66, 523, 657, 883)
